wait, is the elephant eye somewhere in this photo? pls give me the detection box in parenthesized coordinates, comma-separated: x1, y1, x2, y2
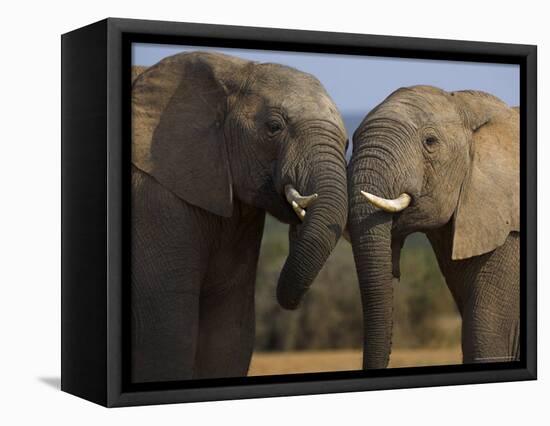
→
(266, 119, 284, 135)
(423, 136, 438, 150)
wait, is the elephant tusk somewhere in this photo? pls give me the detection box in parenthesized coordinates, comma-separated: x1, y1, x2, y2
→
(285, 185, 318, 221)
(285, 185, 318, 208)
(361, 191, 411, 213)
(291, 201, 306, 220)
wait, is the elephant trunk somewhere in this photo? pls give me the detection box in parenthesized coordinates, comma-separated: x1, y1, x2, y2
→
(348, 126, 410, 368)
(349, 194, 395, 368)
(277, 146, 348, 310)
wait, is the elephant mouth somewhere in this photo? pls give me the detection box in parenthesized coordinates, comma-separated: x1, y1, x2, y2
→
(270, 184, 319, 225)
(257, 172, 322, 224)
(254, 177, 303, 224)
(272, 193, 312, 225)
(277, 204, 303, 225)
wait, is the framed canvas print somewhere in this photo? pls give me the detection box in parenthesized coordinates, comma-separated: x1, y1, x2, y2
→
(61, 18, 537, 407)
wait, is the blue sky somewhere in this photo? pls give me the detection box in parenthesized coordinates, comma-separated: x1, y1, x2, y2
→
(133, 43, 519, 144)
(133, 43, 519, 113)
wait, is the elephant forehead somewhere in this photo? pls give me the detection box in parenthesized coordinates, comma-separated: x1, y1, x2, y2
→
(386, 87, 457, 119)
(246, 63, 346, 135)
(282, 95, 337, 117)
(366, 95, 458, 130)
(286, 97, 347, 138)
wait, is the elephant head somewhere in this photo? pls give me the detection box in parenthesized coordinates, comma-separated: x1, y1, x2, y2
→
(132, 51, 348, 310)
(348, 85, 519, 368)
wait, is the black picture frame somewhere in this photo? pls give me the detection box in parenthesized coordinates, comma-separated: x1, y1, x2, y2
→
(61, 17, 537, 407)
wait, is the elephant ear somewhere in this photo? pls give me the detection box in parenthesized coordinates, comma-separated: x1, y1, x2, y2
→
(132, 52, 251, 217)
(131, 65, 147, 84)
(451, 91, 520, 260)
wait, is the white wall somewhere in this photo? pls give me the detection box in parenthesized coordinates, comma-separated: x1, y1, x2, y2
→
(0, 0, 545, 424)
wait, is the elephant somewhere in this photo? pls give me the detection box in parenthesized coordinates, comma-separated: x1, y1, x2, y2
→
(347, 85, 519, 369)
(131, 52, 348, 382)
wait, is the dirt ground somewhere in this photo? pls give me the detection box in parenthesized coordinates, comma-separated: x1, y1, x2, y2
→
(249, 347, 462, 376)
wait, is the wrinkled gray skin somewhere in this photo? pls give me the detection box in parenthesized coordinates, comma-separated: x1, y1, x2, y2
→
(348, 86, 519, 368)
(131, 52, 348, 382)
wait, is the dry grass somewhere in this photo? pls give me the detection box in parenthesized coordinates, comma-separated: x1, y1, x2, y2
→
(249, 347, 462, 376)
